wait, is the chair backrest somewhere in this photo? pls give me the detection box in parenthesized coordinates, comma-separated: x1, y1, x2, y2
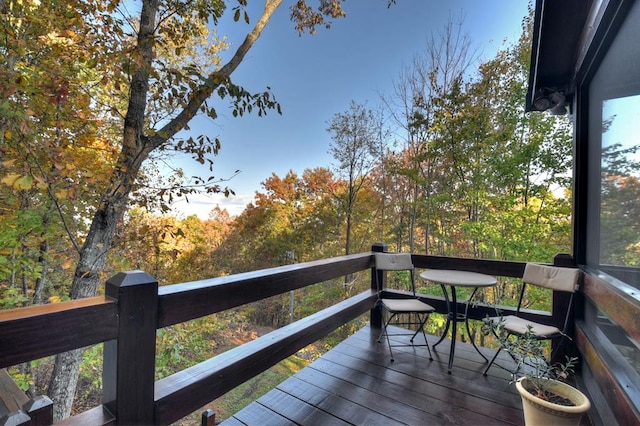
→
(375, 253, 414, 271)
(374, 253, 415, 294)
(517, 263, 580, 333)
(522, 263, 580, 293)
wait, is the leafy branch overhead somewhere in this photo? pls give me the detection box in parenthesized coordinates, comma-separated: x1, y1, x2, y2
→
(1, 0, 347, 420)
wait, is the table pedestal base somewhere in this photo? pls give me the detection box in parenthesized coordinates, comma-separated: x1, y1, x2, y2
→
(432, 285, 489, 373)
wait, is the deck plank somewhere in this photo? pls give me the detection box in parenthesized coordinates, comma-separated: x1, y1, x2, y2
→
(254, 387, 354, 425)
(309, 355, 520, 425)
(282, 373, 443, 425)
(326, 334, 523, 424)
(291, 364, 463, 425)
(229, 398, 301, 426)
(220, 325, 524, 425)
(341, 329, 523, 407)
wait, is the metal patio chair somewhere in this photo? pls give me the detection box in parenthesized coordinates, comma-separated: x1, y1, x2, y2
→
(375, 253, 434, 362)
(483, 262, 580, 375)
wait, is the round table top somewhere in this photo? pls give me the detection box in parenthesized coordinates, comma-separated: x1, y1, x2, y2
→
(419, 269, 497, 287)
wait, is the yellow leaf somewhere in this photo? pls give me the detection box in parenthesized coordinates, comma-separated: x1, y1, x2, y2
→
(48, 295, 62, 303)
(1, 173, 21, 187)
(54, 188, 69, 199)
(61, 258, 74, 270)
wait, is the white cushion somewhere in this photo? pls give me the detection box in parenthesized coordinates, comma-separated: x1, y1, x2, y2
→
(381, 298, 435, 313)
(523, 263, 579, 292)
(488, 315, 561, 338)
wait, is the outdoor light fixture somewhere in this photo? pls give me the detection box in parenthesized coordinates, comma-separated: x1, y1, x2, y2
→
(533, 95, 554, 111)
(532, 89, 567, 115)
(549, 93, 567, 115)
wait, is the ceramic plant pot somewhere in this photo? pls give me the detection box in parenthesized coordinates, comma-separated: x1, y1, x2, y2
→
(515, 377, 591, 426)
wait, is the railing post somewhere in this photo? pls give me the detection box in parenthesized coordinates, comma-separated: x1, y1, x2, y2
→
(201, 409, 215, 426)
(103, 271, 158, 425)
(23, 395, 53, 425)
(0, 410, 30, 426)
(370, 243, 388, 328)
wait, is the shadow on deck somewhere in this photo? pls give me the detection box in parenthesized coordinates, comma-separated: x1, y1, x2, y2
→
(221, 325, 525, 425)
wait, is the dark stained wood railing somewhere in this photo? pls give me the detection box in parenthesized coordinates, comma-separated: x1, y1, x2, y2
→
(574, 268, 640, 425)
(0, 298, 117, 369)
(154, 292, 376, 424)
(157, 252, 374, 328)
(0, 246, 577, 425)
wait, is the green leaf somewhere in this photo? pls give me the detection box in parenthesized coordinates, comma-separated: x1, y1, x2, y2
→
(15, 175, 33, 190)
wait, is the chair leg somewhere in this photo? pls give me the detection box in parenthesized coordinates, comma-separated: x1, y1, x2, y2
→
(378, 311, 434, 362)
(483, 346, 502, 376)
(376, 322, 386, 343)
(378, 313, 397, 362)
(376, 308, 390, 343)
(411, 313, 433, 360)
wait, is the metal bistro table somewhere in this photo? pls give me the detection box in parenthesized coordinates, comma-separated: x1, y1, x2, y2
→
(419, 269, 497, 373)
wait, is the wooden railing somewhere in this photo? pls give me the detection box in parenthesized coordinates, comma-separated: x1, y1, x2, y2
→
(0, 245, 573, 425)
(574, 268, 640, 425)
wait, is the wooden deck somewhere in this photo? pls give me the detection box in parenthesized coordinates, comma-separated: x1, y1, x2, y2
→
(220, 325, 525, 425)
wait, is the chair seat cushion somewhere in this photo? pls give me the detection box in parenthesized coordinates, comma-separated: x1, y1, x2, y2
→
(487, 315, 561, 338)
(381, 298, 435, 313)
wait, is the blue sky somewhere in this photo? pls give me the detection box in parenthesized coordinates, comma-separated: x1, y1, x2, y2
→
(169, 0, 530, 218)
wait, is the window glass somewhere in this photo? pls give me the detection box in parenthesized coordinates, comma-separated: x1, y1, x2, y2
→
(600, 95, 640, 279)
(588, 0, 640, 288)
(585, 0, 640, 384)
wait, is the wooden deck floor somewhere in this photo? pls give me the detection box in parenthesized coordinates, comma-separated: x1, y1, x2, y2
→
(220, 324, 525, 425)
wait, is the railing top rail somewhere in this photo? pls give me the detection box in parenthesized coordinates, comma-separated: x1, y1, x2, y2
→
(158, 252, 374, 328)
(0, 297, 117, 369)
(411, 254, 526, 278)
(0, 296, 111, 321)
(159, 252, 374, 296)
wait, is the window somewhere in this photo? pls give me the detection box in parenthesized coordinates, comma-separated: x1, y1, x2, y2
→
(585, 0, 640, 376)
(587, 0, 640, 288)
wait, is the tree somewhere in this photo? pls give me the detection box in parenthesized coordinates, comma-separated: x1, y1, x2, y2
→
(378, 8, 572, 262)
(229, 167, 341, 271)
(600, 143, 640, 266)
(383, 15, 476, 253)
(2, 0, 348, 419)
(327, 101, 386, 255)
(221, 167, 345, 327)
(1, 0, 120, 309)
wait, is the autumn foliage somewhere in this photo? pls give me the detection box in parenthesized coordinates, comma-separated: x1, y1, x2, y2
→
(0, 1, 614, 422)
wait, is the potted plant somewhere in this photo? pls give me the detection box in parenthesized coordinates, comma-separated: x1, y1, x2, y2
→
(482, 320, 591, 426)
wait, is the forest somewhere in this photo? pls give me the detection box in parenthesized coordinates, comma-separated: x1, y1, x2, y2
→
(0, 0, 594, 423)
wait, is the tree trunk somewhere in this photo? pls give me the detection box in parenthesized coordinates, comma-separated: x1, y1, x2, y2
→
(33, 238, 49, 305)
(48, 164, 140, 421)
(45, 0, 283, 420)
(47, 0, 158, 418)
(48, 348, 84, 421)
